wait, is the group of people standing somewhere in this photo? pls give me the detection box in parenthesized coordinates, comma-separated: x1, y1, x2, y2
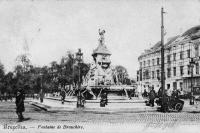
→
(0, 93, 13, 102)
(146, 86, 181, 107)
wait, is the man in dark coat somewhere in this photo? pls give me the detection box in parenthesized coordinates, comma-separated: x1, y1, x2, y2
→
(100, 90, 108, 107)
(15, 88, 25, 122)
(157, 87, 163, 98)
(60, 88, 66, 104)
(143, 89, 148, 97)
(39, 89, 44, 103)
(149, 87, 156, 107)
(171, 88, 180, 99)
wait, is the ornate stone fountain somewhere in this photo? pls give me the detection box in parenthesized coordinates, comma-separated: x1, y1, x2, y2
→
(82, 29, 133, 100)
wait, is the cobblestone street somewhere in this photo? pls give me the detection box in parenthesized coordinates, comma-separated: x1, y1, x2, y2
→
(0, 101, 200, 133)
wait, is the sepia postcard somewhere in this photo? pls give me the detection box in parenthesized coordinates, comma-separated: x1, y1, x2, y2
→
(0, 0, 200, 133)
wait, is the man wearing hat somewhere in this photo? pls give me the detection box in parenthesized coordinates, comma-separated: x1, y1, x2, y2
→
(100, 89, 108, 107)
(60, 88, 66, 104)
(15, 87, 25, 122)
(149, 86, 156, 107)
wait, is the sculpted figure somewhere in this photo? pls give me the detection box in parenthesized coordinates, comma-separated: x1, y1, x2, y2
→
(99, 29, 106, 44)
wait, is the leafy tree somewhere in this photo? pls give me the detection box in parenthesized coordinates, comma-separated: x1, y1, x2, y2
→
(14, 54, 32, 94)
(0, 62, 4, 77)
(15, 54, 31, 73)
(3, 72, 14, 94)
(73, 63, 90, 85)
(54, 51, 90, 90)
(49, 61, 59, 92)
(7, 50, 90, 94)
(0, 62, 5, 94)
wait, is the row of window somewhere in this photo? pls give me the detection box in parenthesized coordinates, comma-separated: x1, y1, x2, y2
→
(140, 58, 160, 68)
(141, 64, 200, 80)
(140, 46, 200, 68)
(167, 82, 183, 90)
(167, 50, 190, 63)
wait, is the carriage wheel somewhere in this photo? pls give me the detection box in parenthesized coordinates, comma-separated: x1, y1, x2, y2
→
(175, 103, 183, 112)
(161, 103, 169, 112)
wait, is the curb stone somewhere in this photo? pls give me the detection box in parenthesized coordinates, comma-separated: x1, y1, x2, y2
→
(30, 101, 158, 113)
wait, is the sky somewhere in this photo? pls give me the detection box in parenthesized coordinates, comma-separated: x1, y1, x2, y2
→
(0, 0, 200, 78)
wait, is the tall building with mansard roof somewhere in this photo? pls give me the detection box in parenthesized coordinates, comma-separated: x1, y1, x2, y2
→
(137, 25, 200, 93)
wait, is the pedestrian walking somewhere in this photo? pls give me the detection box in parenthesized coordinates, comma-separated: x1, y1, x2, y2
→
(15, 87, 25, 122)
(39, 89, 44, 103)
(143, 89, 148, 97)
(157, 87, 162, 98)
(171, 88, 180, 100)
(81, 91, 85, 107)
(149, 87, 156, 107)
(100, 90, 108, 107)
(60, 88, 66, 104)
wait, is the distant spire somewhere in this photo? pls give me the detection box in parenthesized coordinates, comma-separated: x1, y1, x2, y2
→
(23, 38, 29, 55)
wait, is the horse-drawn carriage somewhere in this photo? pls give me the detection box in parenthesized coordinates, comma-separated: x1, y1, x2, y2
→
(155, 96, 184, 112)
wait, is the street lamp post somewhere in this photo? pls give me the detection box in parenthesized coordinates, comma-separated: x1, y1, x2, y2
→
(76, 49, 83, 108)
(39, 72, 44, 103)
(160, 7, 167, 112)
(190, 58, 195, 105)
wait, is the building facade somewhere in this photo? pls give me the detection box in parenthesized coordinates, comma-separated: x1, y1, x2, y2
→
(137, 25, 200, 94)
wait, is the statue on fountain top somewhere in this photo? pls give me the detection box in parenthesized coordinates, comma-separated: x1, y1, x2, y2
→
(99, 29, 106, 45)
